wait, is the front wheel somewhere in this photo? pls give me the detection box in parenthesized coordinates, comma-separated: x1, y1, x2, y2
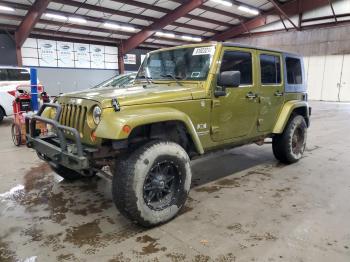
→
(272, 115, 307, 164)
(111, 140, 192, 227)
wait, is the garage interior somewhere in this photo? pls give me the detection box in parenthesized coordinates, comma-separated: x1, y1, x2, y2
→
(1, 0, 350, 261)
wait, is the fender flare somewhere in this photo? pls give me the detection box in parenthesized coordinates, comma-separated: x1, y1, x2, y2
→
(95, 107, 204, 154)
(272, 100, 310, 134)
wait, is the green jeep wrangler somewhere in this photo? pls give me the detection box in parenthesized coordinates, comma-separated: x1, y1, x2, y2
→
(26, 42, 310, 227)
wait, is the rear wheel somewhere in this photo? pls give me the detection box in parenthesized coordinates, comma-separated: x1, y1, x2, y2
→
(111, 140, 192, 227)
(272, 115, 307, 164)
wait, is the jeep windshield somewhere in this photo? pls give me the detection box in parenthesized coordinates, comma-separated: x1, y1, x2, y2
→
(136, 46, 215, 82)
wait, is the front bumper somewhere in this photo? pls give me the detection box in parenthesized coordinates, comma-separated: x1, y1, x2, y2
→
(25, 103, 91, 171)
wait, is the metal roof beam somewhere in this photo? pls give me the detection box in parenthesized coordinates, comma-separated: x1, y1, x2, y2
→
(0, 23, 174, 49)
(0, 13, 199, 45)
(121, 0, 205, 54)
(171, 0, 248, 20)
(110, 0, 233, 27)
(0, 0, 211, 38)
(15, 0, 51, 48)
(211, 0, 330, 41)
(268, 0, 299, 30)
(51, 0, 218, 34)
(328, 0, 338, 23)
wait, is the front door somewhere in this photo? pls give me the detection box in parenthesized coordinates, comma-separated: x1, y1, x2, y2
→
(256, 51, 285, 132)
(211, 48, 259, 142)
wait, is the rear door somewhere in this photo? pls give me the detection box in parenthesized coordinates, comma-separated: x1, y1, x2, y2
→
(256, 51, 285, 132)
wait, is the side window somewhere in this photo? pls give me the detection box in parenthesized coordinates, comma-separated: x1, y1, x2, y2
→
(7, 69, 30, 81)
(260, 54, 281, 85)
(286, 57, 303, 84)
(0, 69, 8, 81)
(220, 51, 252, 85)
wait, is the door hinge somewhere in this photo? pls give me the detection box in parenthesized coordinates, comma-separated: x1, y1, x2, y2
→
(211, 126, 220, 134)
(212, 100, 220, 108)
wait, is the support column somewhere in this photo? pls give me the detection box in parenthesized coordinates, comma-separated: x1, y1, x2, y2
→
(16, 47, 23, 67)
(118, 43, 125, 74)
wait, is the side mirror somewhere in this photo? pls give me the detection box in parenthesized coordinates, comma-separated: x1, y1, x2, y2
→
(218, 71, 241, 88)
(215, 71, 241, 97)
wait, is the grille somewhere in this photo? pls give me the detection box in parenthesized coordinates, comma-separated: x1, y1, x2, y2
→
(59, 104, 87, 134)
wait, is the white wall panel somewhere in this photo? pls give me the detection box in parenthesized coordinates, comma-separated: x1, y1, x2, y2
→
(21, 47, 38, 59)
(22, 38, 37, 48)
(307, 56, 326, 100)
(321, 55, 343, 101)
(339, 54, 350, 102)
(21, 38, 120, 70)
(22, 58, 39, 67)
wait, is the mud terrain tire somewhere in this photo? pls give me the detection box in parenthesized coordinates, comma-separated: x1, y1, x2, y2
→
(273, 115, 307, 164)
(112, 140, 192, 227)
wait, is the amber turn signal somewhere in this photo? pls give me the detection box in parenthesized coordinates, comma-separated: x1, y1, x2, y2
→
(122, 125, 131, 134)
(91, 131, 97, 141)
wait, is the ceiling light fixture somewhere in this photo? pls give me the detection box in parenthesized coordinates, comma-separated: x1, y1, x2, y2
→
(0, 5, 15, 12)
(104, 23, 135, 32)
(103, 22, 120, 29)
(120, 25, 136, 32)
(45, 13, 67, 20)
(210, 0, 232, 7)
(155, 32, 175, 38)
(68, 17, 87, 24)
(181, 35, 202, 42)
(238, 5, 259, 15)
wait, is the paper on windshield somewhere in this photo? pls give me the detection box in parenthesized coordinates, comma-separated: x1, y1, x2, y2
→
(192, 46, 215, 56)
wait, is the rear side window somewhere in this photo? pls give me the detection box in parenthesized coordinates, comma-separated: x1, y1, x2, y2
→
(260, 54, 281, 85)
(7, 69, 30, 81)
(220, 51, 252, 85)
(0, 69, 8, 80)
(0, 69, 30, 81)
(286, 57, 303, 84)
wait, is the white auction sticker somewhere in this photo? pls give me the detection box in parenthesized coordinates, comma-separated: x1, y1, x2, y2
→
(192, 46, 215, 56)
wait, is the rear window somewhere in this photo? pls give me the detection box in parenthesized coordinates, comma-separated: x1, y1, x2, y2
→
(286, 57, 303, 84)
(0, 69, 30, 81)
(260, 54, 281, 85)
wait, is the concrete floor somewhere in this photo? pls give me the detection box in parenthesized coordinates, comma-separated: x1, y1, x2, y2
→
(0, 101, 350, 262)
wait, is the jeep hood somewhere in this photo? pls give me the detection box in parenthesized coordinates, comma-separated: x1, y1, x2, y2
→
(60, 84, 206, 108)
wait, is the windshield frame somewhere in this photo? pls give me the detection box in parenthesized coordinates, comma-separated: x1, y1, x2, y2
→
(136, 45, 216, 83)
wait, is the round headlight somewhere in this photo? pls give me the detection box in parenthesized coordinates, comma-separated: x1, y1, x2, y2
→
(92, 106, 102, 125)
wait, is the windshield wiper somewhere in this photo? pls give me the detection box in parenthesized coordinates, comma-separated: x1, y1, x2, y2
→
(137, 75, 153, 84)
(160, 74, 183, 86)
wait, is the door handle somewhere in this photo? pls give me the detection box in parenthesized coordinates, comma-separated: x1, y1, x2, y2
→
(274, 91, 284, 97)
(246, 92, 257, 100)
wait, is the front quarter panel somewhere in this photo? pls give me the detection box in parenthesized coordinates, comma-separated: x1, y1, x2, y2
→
(95, 107, 204, 154)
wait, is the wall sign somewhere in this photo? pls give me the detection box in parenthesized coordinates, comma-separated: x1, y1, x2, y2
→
(75, 43, 90, 68)
(90, 45, 104, 69)
(124, 54, 136, 64)
(38, 40, 57, 67)
(57, 41, 74, 67)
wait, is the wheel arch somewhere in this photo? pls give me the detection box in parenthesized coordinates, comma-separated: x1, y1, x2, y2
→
(273, 100, 310, 134)
(95, 107, 204, 154)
